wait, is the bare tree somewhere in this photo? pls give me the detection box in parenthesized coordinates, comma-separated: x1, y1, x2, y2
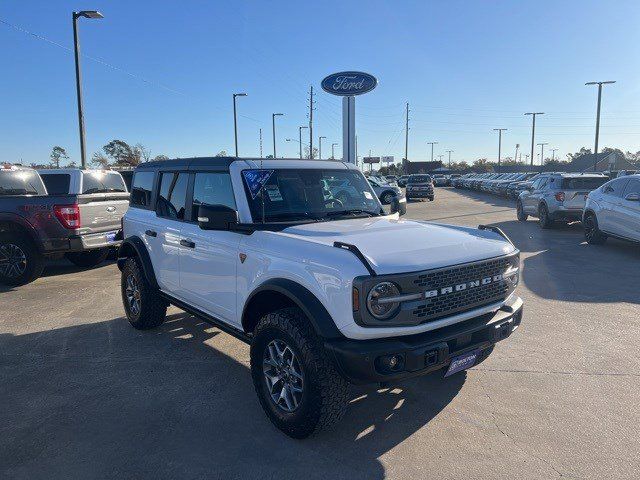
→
(49, 146, 69, 168)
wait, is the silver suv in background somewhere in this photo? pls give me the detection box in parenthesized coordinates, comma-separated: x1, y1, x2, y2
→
(516, 173, 608, 228)
(583, 174, 640, 245)
(366, 176, 404, 204)
(405, 174, 435, 201)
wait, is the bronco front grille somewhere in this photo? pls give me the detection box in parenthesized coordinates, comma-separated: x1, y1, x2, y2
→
(410, 256, 514, 323)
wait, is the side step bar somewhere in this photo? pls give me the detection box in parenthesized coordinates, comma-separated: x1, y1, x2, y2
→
(159, 292, 252, 344)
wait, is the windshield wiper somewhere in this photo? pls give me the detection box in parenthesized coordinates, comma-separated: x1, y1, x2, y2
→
(325, 209, 378, 218)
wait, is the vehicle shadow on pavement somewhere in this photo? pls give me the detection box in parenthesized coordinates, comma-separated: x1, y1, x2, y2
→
(41, 258, 117, 278)
(489, 219, 639, 304)
(0, 312, 465, 480)
(448, 188, 516, 208)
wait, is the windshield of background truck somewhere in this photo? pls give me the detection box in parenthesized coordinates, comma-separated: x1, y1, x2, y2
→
(0, 171, 47, 196)
(242, 168, 381, 222)
(408, 175, 432, 184)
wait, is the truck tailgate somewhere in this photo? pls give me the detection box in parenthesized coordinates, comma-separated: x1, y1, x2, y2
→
(77, 193, 130, 234)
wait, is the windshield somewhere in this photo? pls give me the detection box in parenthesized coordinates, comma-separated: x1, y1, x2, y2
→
(0, 170, 47, 196)
(82, 172, 127, 194)
(408, 175, 432, 183)
(242, 168, 382, 222)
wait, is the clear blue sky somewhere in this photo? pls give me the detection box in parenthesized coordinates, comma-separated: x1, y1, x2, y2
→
(1, 0, 639, 167)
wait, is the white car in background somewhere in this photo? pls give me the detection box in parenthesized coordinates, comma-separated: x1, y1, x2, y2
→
(583, 174, 640, 244)
(432, 174, 448, 187)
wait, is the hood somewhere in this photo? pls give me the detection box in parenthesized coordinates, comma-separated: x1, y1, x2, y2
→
(279, 217, 516, 275)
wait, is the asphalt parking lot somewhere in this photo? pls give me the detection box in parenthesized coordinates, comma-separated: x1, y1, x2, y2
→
(1, 187, 638, 480)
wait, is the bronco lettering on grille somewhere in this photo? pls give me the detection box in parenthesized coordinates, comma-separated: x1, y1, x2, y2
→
(433, 274, 503, 297)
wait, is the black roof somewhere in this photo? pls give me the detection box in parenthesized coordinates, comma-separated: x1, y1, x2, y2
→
(136, 156, 238, 170)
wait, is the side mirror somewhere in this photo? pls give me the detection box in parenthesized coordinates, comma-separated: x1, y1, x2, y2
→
(625, 192, 640, 202)
(197, 204, 238, 230)
(390, 196, 407, 216)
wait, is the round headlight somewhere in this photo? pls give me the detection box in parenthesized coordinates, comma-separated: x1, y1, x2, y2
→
(366, 282, 401, 320)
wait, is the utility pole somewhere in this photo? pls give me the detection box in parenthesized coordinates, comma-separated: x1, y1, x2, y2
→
(72, 10, 103, 169)
(404, 102, 410, 174)
(298, 126, 308, 159)
(272, 113, 284, 158)
(232, 93, 247, 157)
(537, 142, 549, 170)
(493, 128, 507, 171)
(331, 143, 338, 159)
(550, 148, 558, 161)
(308, 86, 314, 158)
(445, 150, 453, 169)
(525, 112, 544, 171)
(585, 81, 616, 171)
(426, 141, 438, 162)
(318, 136, 326, 159)
(259, 128, 263, 158)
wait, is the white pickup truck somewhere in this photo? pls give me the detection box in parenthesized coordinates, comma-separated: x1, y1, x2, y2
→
(117, 157, 523, 438)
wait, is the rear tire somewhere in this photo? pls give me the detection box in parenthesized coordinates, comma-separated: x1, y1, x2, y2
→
(584, 213, 607, 245)
(65, 248, 110, 268)
(516, 201, 528, 221)
(121, 257, 167, 329)
(0, 234, 44, 286)
(250, 307, 349, 439)
(538, 204, 554, 229)
(380, 191, 394, 205)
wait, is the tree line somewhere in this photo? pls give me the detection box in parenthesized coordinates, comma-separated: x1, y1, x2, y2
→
(39, 140, 169, 169)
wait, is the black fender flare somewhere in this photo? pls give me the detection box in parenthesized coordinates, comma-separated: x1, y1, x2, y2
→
(116, 236, 159, 289)
(0, 213, 43, 252)
(243, 278, 344, 340)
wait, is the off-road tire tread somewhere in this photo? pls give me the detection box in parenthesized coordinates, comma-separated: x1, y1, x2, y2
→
(121, 257, 166, 329)
(251, 307, 349, 438)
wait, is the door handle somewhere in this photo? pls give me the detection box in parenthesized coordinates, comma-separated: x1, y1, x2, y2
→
(145, 230, 157, 237)
(180, 239, 196, 248)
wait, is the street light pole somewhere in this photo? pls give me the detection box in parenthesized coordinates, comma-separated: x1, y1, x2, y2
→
(72, 10, 103, 169)
(272, 113, 284, 158)
(586, 81, 616, 171)
(331, 143, 338, 159)
(426, 141, 438, 162)
(525, 112, 544, 171)
(550, 148, 558, 161)
(318, 136, 326, 159)
(232, 93, 247, 157)
(537, 142, 549, 171)
(493, 128, 507, 171)
(445, 150, 453, 169)
(298, 126, 308, 159)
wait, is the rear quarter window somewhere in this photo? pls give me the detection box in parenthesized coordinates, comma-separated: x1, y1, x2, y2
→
(561, 177, 608, 190)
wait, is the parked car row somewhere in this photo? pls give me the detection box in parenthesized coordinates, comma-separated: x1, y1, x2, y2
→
(0, 165, 128, 285)
(452, 172, 539, 198)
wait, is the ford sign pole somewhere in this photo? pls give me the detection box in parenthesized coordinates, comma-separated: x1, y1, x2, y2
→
(322, 72, 377, 165)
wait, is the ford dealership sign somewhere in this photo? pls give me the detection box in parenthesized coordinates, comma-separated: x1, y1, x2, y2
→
(321, 71, 377, 96)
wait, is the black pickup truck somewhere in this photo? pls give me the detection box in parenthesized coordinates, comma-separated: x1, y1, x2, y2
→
(0, 165, 129, 285)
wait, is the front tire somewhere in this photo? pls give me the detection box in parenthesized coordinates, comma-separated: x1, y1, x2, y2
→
(121, 257, 167, 329)
(380, 191, 394, 205)
(0, 234, 44, 286)
(584, 213, 607, 245)
(65, 248, 110, 268)
(516, 201, 528, 221)
(250, 307, 349, 438)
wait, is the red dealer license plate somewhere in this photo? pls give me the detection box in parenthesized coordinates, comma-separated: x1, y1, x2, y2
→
(445, 350, 480, 377)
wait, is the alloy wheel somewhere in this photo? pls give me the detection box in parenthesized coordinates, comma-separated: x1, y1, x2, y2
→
(263, 339, 304, 412)
(125, 274, 141, 316)
(0, 243, 27, 278)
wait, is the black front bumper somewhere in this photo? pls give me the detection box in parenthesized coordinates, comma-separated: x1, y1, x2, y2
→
(325, 298, 523, 385)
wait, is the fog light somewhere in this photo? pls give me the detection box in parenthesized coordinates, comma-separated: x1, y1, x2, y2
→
(375, 353, 405, 373)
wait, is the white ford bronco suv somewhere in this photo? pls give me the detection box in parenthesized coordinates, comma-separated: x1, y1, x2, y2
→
(118, 157, 523, 438)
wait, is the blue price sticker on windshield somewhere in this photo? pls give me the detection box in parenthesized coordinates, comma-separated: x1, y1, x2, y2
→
(243, 169, 274, 199)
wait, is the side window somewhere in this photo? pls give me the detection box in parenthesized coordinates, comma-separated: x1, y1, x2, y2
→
(40, 174, 71, 194)
(191, 172, 236, 219)
(602, 179, 628, 198)
(530, 178, 542, 190)
(622, 179, 640, 198)
(538, 178, 548, 190)
(130, 171, 155, 208)
(156, 172, 188, 220)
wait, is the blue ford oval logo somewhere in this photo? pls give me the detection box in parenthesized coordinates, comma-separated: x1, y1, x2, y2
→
(321, 71, 377, 96)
